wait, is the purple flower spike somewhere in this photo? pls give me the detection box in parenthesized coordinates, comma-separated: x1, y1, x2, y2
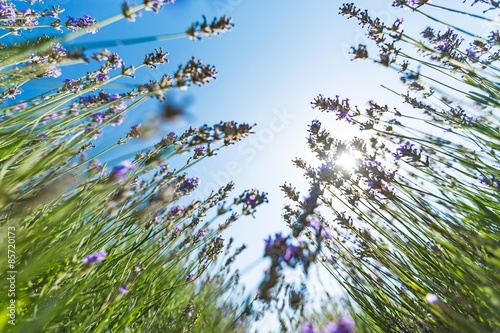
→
(302, 322, 316, 333)
(66, 15, 98, 33)
(111, 160, 136, 182)
(179, 176, 200, 193)
(193, 146, 207, 157)
(169, 205, 184, 217)
(82, 250, 107, 265)
(322, 315, 355, 333)
(119, 284, 129, 294)
(186, 274, 194, 281)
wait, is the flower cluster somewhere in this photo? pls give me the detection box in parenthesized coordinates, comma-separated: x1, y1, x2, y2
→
(193, 146, 207, 158)
(186, 15, 234, 40)
(0, 2, 64, 34)
(393, 140, 421, 162)
(478, 175, 500, 189)
(311, 94, 352, 121)
(173, 56, 218, 88)
(111, 161, 136, 182)
(82, 250, 107, 265)
(235, 189, 269, 215)
(65, 15, 98, 33)
(144, 0, 175, 13)
(178, 176, 200, 193)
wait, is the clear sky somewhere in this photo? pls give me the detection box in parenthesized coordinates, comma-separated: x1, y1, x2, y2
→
(19, 0, 486, 293)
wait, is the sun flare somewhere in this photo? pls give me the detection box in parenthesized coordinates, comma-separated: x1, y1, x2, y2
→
(336, 153, 359, 170)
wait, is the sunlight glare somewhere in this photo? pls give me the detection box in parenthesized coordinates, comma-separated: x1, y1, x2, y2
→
(336, 153, 358, 170)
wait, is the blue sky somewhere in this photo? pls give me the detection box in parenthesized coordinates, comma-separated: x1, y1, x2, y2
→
(18, 0, 484, 292)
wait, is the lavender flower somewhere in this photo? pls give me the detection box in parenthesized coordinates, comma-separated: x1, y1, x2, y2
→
(118, 285, 129, 294)
(126, 124, 142, 139)
(394, 141, 421, 161)
(310, 119, 321, 134)
(82, 250, 107, 265)
(62, 79, 84, 93)
(51, 43, 68, 57)
(92, 112, 104, 124)
(108, 52, 123, 68)
(168, 205, 184, 217)
(186, 274, 194, 281)
(302, 322, 316, 333)
(144, 0, 175, 13)
(478, 175, 500, 189)
(0, 3, 16, 20)
(311, 95, 351, 121)
(95, 72, 109, 82)
(43, 67, 62, 78)
(322, 316, 356, 333)
(193, 146, 207, 158)
(197, 229, 206, 237)
(111, 160, 136, 182)
(179, 176, 200, 193)
(66, 15, 98, 33)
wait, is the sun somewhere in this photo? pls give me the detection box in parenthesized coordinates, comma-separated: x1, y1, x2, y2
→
(336, 152, 359, 170)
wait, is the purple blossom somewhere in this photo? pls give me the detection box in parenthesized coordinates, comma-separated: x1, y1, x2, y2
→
(109, 93, 121, 101)
(309, 217, 321, 230)
(79, 95, 97, 106)
(108, 52, 123, 68)
(478, 175, 500, 189)
(322, 316, 355, 333)
(127, 124, 142, 138)
(312, 95, 351, 121)
(160, 164, 168, 174)
(0, 3, 16, 19)
(96, 72, 109, 82)
(264, 233, 310, 267)
(82, 250, 107, 265)
(310, 119, 321, 134)
(111, 160, 136, 181)
(92, 112, 104, 124)
(111, 116, 124, 126)
(283, 245, 298, 263)
(243, 192, 257, 206)
(394, 141, 420, 161)
(197, 229, 206, 237)
(264, 232, 288, 251)
(169, 205, 184, 217)
(112, 100, 127, 113)
(302, 322, 316, 333)
(66, 15, 98, 33)
(63, 79, 83, 93)
(144, 0, 176, 13)
(179, 176, 200, 193)
(12, 102, 28, 111)
(45, 67, 62, 78)
(186, 274, 194, 281)
(118, 285, 129, 294)
(193, 146, 207, 157)
(466, 48, 478, 61)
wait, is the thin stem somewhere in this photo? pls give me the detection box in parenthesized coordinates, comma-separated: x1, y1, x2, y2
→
(65, 32, 187, 51)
